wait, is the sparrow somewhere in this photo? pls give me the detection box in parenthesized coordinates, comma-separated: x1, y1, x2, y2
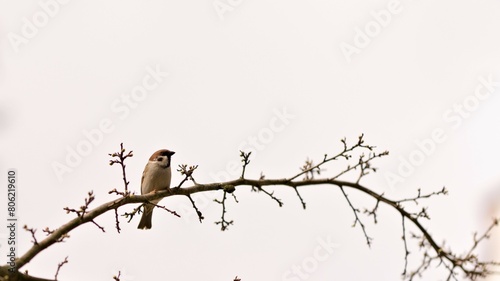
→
(137, 149, 175, 230)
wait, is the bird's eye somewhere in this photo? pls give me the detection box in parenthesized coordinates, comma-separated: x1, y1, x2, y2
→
(157, 157, 163, 161)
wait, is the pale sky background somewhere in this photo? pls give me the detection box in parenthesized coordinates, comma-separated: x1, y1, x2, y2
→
(1, 1, 500, 280)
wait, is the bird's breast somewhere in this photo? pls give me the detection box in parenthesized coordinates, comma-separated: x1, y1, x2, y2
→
(141, 164, 172, 194)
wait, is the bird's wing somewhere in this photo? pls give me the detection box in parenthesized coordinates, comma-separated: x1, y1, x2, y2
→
(141, 170, 145, 194)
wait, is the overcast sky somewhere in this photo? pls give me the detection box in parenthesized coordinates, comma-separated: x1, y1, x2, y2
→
(1, 1, 500, 280)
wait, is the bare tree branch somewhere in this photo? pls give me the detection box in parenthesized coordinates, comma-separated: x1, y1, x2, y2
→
(251, 184, 283, 207)
(402, 216, 410, 276)
(176, 164, 198, 189)
(185, 194, 204, 223)
(114, 209, 121, 233)
(395, 187, 448, 204)
(108, 143, 133, 195)
(240, 151, 251, 179)
(54, 257, 68, 281)
(23, 225, 38, 246)
(2, 138, 498, 281)
(214, 191, 234, 231)
(339, 186, 372, 247)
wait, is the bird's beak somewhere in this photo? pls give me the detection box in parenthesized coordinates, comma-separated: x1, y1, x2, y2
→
(168, 151, 176, 156)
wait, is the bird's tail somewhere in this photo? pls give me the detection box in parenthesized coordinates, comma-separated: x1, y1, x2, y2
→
(137, 205, 154, 230)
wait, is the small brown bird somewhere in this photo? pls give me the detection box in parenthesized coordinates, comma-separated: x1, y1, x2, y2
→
(137, 149, 175, 230)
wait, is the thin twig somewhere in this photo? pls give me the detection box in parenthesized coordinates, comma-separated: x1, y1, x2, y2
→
(54, 256, 68, 280)
(240, 151, 251, 179)
(91, 220, 105, 232)
(176, 164, 198, 189)
(402, 216, 410, 276)
(339, 186, 372, 247)
(293, 187, 306, 209)
(114, 209, 121, 233)
(23, 225, 38, 245)
(113, 271, 121, 281)
(395, 187, 448, 204)
(252, 185, 283, 207)
(214, 191, 233, 231)
(108, 143, 133, 195)
(186, 194, 204, 223)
